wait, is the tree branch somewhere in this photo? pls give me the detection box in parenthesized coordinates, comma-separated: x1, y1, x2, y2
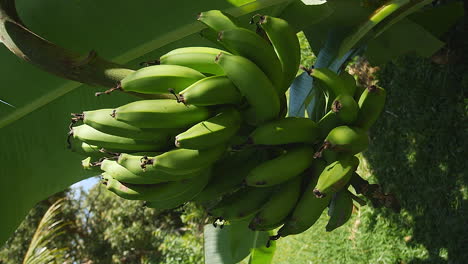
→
(0, 0, 133, 87)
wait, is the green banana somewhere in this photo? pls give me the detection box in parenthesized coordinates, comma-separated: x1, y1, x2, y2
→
(339, 71, 357, 96)
(245, 146, 315, 187)
(218, 27, 283, 93)
(112, 99, 211, 129)
(325, 125, 369, 155)
(100, 159, 168, 184)
(355, 85, 386, 130)
(198, 10, 240, 32)
(313, 155, 359, 198)
(199, 28, 226, 49)
(158, 47, 228, 75)
(177, 75, 242, 106)
(277, 159, 330, 237)
(208, 186, 277, 222)
(101, 169, 208, 201)
(144, 167, 212, 210)
(81, 157, 102, 173)
(72, 108, 177, 140)
(71, 124, 170, 152)
(317, 110, 343, 139)
(249, 117, 319, 145)
(310, 68, 352, 97)
(215, 53, 280, 125)
(257, 15, 301, 93)
(326, 189, 354, 232)
(249, 176, 302, 231)
(193, 148, 269, 204)
(175, 107, 242, 149)
(117, 65, 205, 94)
(139, 145, 226, 175)
(331, 95, 359, 124)
(69, 139, 109, 158)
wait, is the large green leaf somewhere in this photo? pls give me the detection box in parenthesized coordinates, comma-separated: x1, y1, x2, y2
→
(204, 221, 271, 264)
(0, 0, 299, 245)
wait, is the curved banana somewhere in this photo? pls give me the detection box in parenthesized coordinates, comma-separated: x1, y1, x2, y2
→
(178, 75, 242, 106)
(81, 157, 102, 173)
(313, 155, 359, 198)
(118, 65, 205, 94)
(249, 176, 302, 231)
(245, 146, 315, 187)
(144, 167, 212, 210)
(159, 47, 228, 75)
(249, 117, 319, 145)
(100, 159, 167, 184)
(317, 110, 343, 139)
(326, 189, 354, 232)
(325, 125, 369, 155)
(331, 95, 359, 124)
(175, 107, 242, 149)
(277, 159, 330, 237)
(339, 71, 357, 96)
(310, 68, 352, 97)
(113, 99, 211, 129)
(71, 124, 170, 152)
(138, 145, 226, 175)
(355, 85, 386, 130)
(257, 15, 301, 92)
(208, 186, 277, 222)
(101, 169, 208, 201)
(218, 27, 283, 92)
(73, 108, 177, 140)
(198, 10, 240, 32)
(69, 139, 109, 158)
(193, 148, 269, 204)
(215, 53, 280, 125)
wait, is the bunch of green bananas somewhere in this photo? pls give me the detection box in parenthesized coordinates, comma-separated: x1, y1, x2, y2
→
(67, 9, 388, 246)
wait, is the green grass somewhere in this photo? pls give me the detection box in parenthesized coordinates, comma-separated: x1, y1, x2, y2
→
(272, 30, 468, 263)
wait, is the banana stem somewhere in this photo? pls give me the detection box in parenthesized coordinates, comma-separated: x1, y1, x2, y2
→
(0, 0, 134, 87)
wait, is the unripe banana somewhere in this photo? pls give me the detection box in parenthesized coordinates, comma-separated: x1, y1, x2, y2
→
(325, 125, 369, 155)
(215, 53, 280, 125)
(218, 28, 283, 93)
(113, 99, 211, 129)
(310, 68, 352, 97)
(257, 15, 301, 93)
(81, 157, 102, 173)
(245, 146, 315, 187)
(71, 124, 170, 152)
(317, 110, 343, 139)
(69, 139, 108, 158)
(198, 10, 239, 32)
(139, 145, 226, 175)
(175, 107, 242, 149)
(73, 109, 177, 140)
(101, 169, 208, 201)
(331, 95, 359, 124)
(339, 71, 357, 96)
(249, 117, 319, 145)
(178, 76, 242, 106)
(326, 189, 354, 232)
(277, 159, 330, 237)
(313, 155, 359, 198)
(208, 186, 277, 222)
(193, 148, 269, 204)
(355, 85, 386, 130)
(100, 159, 167, 184)
(118, 65, 205, 94)
(144, 167, 212, 210)
(159, 47, 228, 75)
(249, 176, 302, 231)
